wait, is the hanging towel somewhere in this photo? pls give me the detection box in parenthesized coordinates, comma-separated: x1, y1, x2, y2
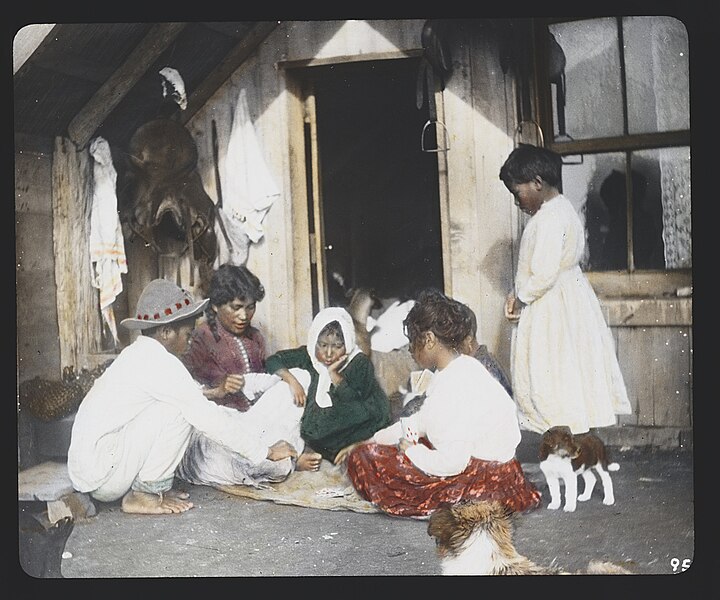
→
(223, 88, 281, 243)
(213, 206, 251, 268)
(89, 136, 127, 344)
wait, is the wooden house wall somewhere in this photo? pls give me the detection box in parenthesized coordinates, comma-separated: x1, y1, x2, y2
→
(15, 149, 61, 380)
(604, 300, 693, 447)
(438, 20, 521, 371)
(185, 19, 428, 354)
(184, 19, 693, 446)
(184, 19, 520, 361)
(52, 137, 102, 371)
(14, 19, 692, 448)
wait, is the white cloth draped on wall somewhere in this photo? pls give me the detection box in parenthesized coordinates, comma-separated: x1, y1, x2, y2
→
(88, 136, 127, 344)
(221, 87, 281, 246)
(213, 206, 251, 267)
(159, 67, 188, 110)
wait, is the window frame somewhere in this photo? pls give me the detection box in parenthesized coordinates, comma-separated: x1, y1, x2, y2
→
(531, 17, 691, 294)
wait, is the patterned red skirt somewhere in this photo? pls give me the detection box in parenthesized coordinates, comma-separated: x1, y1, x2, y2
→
(346, 442, 541, 518)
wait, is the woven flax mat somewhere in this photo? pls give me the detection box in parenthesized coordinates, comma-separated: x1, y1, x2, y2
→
(215, 460, 381, 513)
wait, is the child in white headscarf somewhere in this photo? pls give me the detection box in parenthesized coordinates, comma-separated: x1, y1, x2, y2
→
(265, 307, 391, 464)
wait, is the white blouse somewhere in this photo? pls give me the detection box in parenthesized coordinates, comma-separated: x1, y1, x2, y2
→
(373, 354, 521, 477)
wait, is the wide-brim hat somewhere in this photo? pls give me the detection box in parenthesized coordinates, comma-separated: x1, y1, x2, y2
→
(120, 278, 209, 331)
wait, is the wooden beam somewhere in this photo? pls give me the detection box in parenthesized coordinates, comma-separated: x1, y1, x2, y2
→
(67, 22, 187, 150)
(276, 49, 424, 70)
(31, 53, 116, 84)
(181, 21, 279, 123)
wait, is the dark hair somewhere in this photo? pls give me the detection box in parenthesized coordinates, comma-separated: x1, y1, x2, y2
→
(499, 144, 562, 189)
(318, 320, 344, 342)
(142, 315, 198, 338)
(206, 264, 265, 341)
(403, 289, 472, 351)
(460, 303, 478, 338)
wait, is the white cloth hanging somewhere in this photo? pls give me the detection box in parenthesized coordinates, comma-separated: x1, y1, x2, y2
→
(88, 136, 127, 344)
(369, 299, 415, 352)
(213, 206, 251, 268)
(222, 87, 281, 243)
(159, 67, 187, 110)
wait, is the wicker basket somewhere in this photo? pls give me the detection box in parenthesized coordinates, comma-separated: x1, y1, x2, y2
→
(18, 361, 113, 422)
(19, 377, 84, 422)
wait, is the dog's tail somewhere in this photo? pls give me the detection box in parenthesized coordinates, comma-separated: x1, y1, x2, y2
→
(583, 560, 633, 574)
(607, 462, 620, 471)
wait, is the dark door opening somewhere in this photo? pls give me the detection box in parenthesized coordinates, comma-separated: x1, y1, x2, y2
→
(310, 58, 444, 308)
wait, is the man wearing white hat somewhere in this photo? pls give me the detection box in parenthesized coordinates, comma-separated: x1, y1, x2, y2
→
(67, 278, 298, 515)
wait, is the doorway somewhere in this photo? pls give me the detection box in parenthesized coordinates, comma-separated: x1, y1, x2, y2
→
(303, 58, 444, 311)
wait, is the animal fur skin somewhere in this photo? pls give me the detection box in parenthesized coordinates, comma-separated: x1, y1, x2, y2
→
(119, 118, 218, 293)
(427, 500, 633, 575)
(539, 425, 619, 512)
(428, 500, 557, 575)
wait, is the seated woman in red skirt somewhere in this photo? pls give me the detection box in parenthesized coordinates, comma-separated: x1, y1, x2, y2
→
(338, 289, 541, 518)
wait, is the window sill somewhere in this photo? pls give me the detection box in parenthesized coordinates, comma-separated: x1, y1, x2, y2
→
(585, 270, 692, 326)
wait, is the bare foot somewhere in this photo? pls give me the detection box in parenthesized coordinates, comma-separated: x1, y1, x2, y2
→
(296, 451, 322, 471)
(165, 489, 191, 500)
(121, 490, 194, 515)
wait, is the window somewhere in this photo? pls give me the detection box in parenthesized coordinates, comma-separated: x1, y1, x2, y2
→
(534, 17, 690, 274)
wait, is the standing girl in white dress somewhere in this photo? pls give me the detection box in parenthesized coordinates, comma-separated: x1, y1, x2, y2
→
(500, 145, 631, 435)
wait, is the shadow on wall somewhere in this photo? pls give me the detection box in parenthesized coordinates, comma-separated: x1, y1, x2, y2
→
(479, 237, 516, 376)
(480, 238, 515, 297)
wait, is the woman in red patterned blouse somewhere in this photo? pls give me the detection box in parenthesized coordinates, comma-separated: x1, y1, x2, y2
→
(182, 264, 268, 412)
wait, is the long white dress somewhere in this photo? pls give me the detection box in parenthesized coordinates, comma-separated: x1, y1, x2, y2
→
(511, 194, 631, 434)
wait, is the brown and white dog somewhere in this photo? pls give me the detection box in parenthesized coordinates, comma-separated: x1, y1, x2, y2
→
(427, 500, 632, 575)
(428, 500, 557, 575)
(539, 425, 619, 512)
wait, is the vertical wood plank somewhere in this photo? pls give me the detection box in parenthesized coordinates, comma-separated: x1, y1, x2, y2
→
(52, 136, 101, 369)
(651, 327, 692, 427)
(16, 150, 62, 381)
(614, 325, 691, 428)
(614, 327, 639, 426)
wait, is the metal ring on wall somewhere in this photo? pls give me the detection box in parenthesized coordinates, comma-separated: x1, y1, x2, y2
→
(421, 120, 450, 153)
(513, 120, 545, 147)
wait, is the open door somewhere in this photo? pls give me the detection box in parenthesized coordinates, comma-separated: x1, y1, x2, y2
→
(302, 57, 444, 311)
(302, 84, 328, 314)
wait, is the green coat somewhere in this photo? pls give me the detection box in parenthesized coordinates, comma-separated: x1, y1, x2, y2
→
(265, 347, 391, 462)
